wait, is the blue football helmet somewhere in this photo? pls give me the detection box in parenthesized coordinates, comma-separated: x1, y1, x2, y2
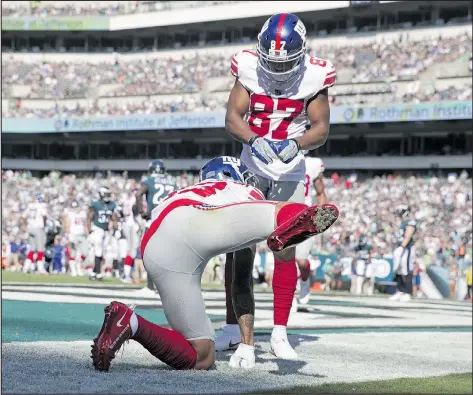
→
(256, 13, 307, 82)
(148, 159, 166, 175)
(200, 156, 259, 188)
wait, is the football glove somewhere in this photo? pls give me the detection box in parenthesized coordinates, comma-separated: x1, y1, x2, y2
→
(229, 343, 256, 369)
(249, 136, 278, 165)
(273, 139, 301, 164)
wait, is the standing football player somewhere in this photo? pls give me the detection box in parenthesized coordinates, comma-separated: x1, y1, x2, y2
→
(43, 219, 62, 274)
(121, 191, 140, 283)
(294, 154, 327, 307)
(218, 12, 335, 361)
(22, 193, 48, 274)
(390, 205, 417, 302)
(135, 160, 177, 294)
(63, 200, 88, 277)
(352, 235, 373, 295)
(88, 186, 117, 281)
(91, 156, 339, 372)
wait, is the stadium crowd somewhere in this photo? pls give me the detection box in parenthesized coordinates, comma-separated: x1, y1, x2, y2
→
(3, 83, 471, 118)
(2, 96, 226, 119)
(2, 170, 471, 290)
(2, 32, 471, 118)
(2, 1, 244, 17)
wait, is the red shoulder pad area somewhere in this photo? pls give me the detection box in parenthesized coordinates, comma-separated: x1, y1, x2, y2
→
(231, 54, 239, 77)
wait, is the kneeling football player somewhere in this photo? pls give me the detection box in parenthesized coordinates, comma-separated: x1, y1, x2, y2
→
(91, 156, 339, 371)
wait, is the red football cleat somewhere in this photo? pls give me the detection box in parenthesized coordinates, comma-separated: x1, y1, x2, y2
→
(267, 204, 339, 252)
(91, 301, 134, 372)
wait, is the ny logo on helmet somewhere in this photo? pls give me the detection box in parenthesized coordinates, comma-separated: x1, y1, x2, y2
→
(294, 20, 306, 39)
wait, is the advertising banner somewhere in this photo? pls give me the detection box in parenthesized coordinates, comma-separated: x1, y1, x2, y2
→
(2, 16, 110, 31)
(2, 101, 471, 133)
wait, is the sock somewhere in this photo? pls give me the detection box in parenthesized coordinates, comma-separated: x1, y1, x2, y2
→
(272, 325, 288, 340)
(224, 252, 238, 325)
(299, 262, 311, 281)
(124, 255, 133, 266)
(24, 251, 35, 272)
(124, 264, 132, 279)
(130, 312, 138, 335)
(133, 315, 197, 370)
(37, 260, 45, 273)
(70, 258, 77, 275)
(124, 255, 133, 279)
(272, 259, 297, 326)
(94, 256, 101, 274)
(276, 203, 308, 227)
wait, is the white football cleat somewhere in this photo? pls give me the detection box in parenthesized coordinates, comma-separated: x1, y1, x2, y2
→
(399, 293, 412, 302)
(215, 324, 241, 351)
(299, 279, 311, 305)
(389, 292, 403, 301)
(229, 344, 255, 369)
(270, 336, 298, 360)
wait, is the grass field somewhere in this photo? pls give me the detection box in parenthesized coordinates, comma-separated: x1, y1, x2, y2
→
(259, 373, 473, 394)
(1, 271, 226, 290)
(1, 271, 373, 296)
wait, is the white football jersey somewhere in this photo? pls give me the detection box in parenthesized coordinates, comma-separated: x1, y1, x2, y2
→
(68, 210, 88, 236)
(151, 179, 265, 220)
(304, 157, 325, 206)
(231, 50, 335, 182)
(27, 202, 47, 229)
(122, 195, 136, 225)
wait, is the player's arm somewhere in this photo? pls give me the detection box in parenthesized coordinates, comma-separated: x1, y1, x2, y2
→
(109, 205, 118, 231)
(401, 225, 415, 248)
(135, 183, 148, 216)
(314, 174, 328, 205)
(225, 80, 254, 145)
(296, 88, 330, 150)
(63, 215, 70, 234)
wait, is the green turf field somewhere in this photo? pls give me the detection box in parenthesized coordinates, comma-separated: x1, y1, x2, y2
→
(1, 271, 226, 289)
(2, 271, 140, 284)
(1, 271, 363, 295)
(258, 373, 473, 394)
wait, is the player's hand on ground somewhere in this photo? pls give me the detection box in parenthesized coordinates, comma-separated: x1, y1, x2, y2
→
(249, 136, 278, 164)
(273, 139, 301, 164)
(229, 343, 256, 369)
